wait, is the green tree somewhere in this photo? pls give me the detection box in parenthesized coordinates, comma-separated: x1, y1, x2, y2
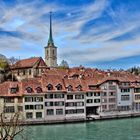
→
(0, 59, 9, 71)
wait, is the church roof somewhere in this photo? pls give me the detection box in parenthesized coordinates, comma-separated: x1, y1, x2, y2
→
(11, 57, 46, 69)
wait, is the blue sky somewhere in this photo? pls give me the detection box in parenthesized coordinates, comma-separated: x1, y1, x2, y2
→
(0, 0, 140, 69)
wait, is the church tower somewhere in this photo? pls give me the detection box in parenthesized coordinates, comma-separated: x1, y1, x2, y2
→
(45, 12, 57, 67)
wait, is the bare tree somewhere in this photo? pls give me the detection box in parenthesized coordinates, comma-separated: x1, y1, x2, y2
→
(0, 112, 25, 140)
(8, 57, 19, 65)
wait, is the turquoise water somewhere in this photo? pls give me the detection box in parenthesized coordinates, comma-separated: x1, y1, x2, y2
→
(16, 118, 140, 140)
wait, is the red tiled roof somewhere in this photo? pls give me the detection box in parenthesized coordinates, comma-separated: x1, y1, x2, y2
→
(11, 57, 44, 69)
(0, 81, 22, 97)
(1, 67, 140, 96)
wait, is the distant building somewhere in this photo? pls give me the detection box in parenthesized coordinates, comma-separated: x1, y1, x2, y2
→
(11, 57, 47, 81)
(44, 12, 57, 67)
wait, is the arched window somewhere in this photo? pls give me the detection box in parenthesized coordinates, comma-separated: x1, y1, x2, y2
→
(76, 85, 82, 91)
(67, 85, 73, 91)
(56, 84, 62, 90)
(26, 87, 33, 93)
(36, 87, 42, 93)
(47, 84, 53, 90)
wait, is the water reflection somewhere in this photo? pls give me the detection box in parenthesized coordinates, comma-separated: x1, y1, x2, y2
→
(16, 118, 140, 140)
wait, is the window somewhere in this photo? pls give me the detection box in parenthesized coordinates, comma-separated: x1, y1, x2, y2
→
(134, 88, 140, 93)
(55, 101, 64, 106)
(135, 95, 140, 100)
(34, 97, 43, 102)
(46, 109, 54, 115)
(121, 89, 130, 92)
(26, 87, 33, 93)
(76, 109, 84, 114)
(36, 87, 42, 93)
(45, 102, 53, 106)
(65, 102, 75, 107)
(94, 99, 100, 103)
(109, 85, 116, 90)
(35, 105, 43, 110)
(102, 92, 107, 96)
(75, 95, 84, 99)
(89, 85, 97, 90)
(109, 98, 116, 103)
(4, 98, 14, 103)
(36, 112, 42, 118)
(86, 92, 93, 97)
(4, 106, 15, 113)
(94, 92, 100, 96)
(109, 104, 115, 110)
(26, 112, 33, 119)
(17, 70, 20, 76)
(47, 84, 53, 90)
(36, 69, 39, 75)
(109, 92, 115, 96)
(108, 81, 113, 85)
(121, 95, 130, 101)
(102, 85, 107, 90)
(10, 88, 17, 94)
(65, 109, 76, 114)
(65, 109, 84, 114)
(67, 95, 73, 100)
(18, 106, 23, 112)
(29, 69, 32, 75)
(76, 85, 82, 91)
(67, 85, 73, 91)
(25, 97, 33, 102)
(75, 102, 84, 106)
(118, 106, 130, 111)
(87, 99, 93, 103)
(54, 94, 64, 98)
(102, 99, 107, 103)
(121, 82, 130, 86)
(23, 70, 26, 75)
(25, 105, 34, 110)
(102, 105, 107, 110)
(45, 94, 53, 99)
(56, 109, 63, 115)
(56, 84, 62, 90)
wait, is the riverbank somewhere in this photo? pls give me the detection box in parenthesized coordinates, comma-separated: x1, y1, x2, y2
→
(19, 110, 140, 125)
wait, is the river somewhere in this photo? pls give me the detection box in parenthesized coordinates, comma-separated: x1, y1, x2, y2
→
(16, 118, 140, 140)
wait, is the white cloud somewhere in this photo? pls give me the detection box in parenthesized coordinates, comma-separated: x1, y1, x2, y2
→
(0, 0, 140, 68)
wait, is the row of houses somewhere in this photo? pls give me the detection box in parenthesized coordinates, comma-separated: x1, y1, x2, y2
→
(1, 63, 140, 122)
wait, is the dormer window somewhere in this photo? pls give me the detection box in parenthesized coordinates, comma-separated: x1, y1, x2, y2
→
(89, 85, 97, 90)
(26, 87, 33, 93)
(36, 87, 42, 93)
(56, 84, 62, 90)
(47, 84, 53, 91)
(10, 88, 17, 94)
(76, 85, 82, 91)
(67, 85, 73, 91)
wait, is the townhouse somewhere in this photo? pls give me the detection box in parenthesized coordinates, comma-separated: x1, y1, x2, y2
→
(0, 67, 140, 123)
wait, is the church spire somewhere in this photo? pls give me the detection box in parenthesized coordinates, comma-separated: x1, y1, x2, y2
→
(48, 11, 54, 45)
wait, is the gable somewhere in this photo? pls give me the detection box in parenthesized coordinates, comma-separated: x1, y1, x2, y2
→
(35, 58, 47, 68)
